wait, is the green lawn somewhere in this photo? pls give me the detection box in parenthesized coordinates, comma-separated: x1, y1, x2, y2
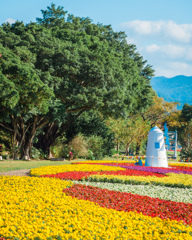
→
(166, 150, 181, 161)
(0, 154, 185, 173)
(0, 159, 84, 172)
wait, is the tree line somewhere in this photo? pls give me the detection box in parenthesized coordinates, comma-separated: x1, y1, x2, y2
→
(1, 4, 189, 160)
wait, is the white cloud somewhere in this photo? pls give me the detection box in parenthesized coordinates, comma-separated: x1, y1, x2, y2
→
(122, 20, 163, 35)
(185, 48, 192, 61)
(126, 37, 138, 45)
(146, 44, 160, 53)
(121, 20, 192, 43)
(145, 44, 192, 60)
(5, 18, 16, 24)
(162, 45, 185, 58)
(120, 20, 192, 77)
(154, 61, 192, 78)
(169, 61, 189, 70)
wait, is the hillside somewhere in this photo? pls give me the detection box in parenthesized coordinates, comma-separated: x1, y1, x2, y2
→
(150, 75, 192, 109)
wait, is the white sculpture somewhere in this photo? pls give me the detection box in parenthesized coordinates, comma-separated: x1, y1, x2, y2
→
(145, 126, 168, 168)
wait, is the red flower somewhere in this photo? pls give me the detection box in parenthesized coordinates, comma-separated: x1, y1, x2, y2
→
(40, 168, 165, 180)
(63, 184, 192, 225)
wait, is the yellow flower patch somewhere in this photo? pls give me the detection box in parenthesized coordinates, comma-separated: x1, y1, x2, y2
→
(0, 176, 192, 240)
(88, 173, 192, 187)
(30, 164, 125, 176)
(170, 162, 192, 167)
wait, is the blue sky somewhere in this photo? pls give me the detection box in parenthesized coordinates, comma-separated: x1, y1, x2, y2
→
(1, 0, 192, 77)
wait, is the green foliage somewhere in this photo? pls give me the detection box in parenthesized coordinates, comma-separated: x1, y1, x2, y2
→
(51, 145, 69, 158)
(180, 104, 192, 122)
(107, 114, 150, 155)
(68, 134, 88, 158)
(75, 111, 115, 157)
(0, 4, 154, 159)
(87, 149, 95, 160)
(55, 133, 67, 145)
(177, 105, 192, 150)
(86, 135, 104, 160)
(180, 148, 192, 159)
(0, 129, 11, 152)
(0, 143, 5, 153)
(110, 149, 121, 156)
(30, 147, 43, 160)
(36, 3, 68, 28)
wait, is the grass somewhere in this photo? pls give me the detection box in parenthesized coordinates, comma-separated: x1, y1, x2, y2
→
(166, 150, 181, 161)
(0, 154, 185, 173)
(104, 155, 181, 162)
(0, 159, 85, 172)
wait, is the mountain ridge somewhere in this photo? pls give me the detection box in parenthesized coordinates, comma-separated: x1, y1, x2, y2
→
(150, 75, 192, 109)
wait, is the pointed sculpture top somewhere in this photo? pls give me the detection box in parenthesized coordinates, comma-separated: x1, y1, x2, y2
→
(150, 126, 162, 132)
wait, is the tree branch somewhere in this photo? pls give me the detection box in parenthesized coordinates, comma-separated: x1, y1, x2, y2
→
(0, 123, 14, 132)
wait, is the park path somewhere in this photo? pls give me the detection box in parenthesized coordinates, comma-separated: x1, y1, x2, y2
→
(0, 169, 31, 176)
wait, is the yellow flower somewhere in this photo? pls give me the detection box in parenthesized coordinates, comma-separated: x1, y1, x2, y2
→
(30, 164, 125, 176)
(0, 176, 192, 239)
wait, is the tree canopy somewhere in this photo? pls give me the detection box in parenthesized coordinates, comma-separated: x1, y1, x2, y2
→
(0, 4, 155, 159)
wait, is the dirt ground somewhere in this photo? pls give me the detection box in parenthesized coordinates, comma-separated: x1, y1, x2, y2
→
(0, 169, 31, 176)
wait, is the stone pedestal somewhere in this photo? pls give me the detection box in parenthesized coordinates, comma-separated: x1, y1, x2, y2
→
(50, 158, 65, 161)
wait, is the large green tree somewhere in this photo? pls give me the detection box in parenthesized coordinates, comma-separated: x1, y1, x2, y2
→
(0, 4, 154, 159)
(0, 39, 53, 159)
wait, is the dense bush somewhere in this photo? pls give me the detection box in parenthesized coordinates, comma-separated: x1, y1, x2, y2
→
(68, 134, 88, 159)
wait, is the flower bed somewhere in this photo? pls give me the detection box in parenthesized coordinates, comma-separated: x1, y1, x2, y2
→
(76, 181, 192, 203)
(40, 169, 166, 180)
(30, 164, 125, 176)
(86, 172, 192, 188)
(114, 165, 192, 175)
(74, 161, 192, 175)
(0, 161, 192, 239)
(63, 184, 192, 224)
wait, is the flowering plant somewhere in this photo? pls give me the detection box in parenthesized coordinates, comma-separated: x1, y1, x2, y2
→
(0, 161, 192, 239)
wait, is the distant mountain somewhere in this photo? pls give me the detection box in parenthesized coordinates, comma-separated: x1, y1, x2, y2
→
(150, 75, 192, 109)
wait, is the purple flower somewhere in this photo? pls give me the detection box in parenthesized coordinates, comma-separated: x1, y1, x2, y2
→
(101, 163, 192, 175)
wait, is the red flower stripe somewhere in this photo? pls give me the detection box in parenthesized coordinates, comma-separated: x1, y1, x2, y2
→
(99, 170, 165, 177)
(40, 171, 99, 180)
(40, 169, 165, 180)
(63, 184, 192, 225)
(172, 166, 192, 172)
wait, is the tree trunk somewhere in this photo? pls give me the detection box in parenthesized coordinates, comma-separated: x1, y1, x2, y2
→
(116, 142, 119, 151)
(21, 133, 36, 160)
(0, 115, 48, 160)
(136, 142, 141, 155)
(35, 122, 59, 156)
(22, 145, 30, 160)
(19, 116, 48, 160)
(36, 115, 77, 155)
(48, 149, 53, 159)
(125, 144, 130, 156)
(35, 110, 86, 157)
(11, 116, 19, 160)
(12, 132, 16, 159)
